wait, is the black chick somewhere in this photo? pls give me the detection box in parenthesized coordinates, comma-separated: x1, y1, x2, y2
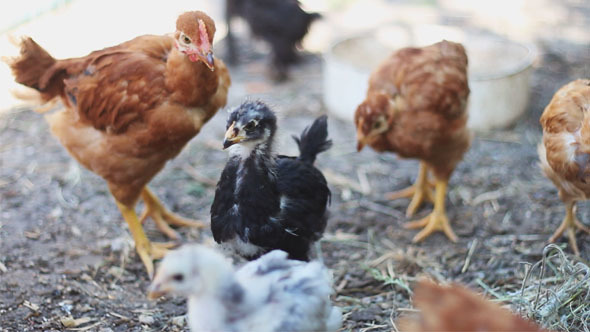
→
(225, 0, 321, 80)
(211, 101, 332, 261)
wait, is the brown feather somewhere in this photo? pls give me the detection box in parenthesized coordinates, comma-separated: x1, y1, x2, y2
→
(176, 11, 216, 45)
(398, 280, 551, 332)
(539, 79, 590, 202)
(9, 12, 230, 206)
(354, 40, 470, 180)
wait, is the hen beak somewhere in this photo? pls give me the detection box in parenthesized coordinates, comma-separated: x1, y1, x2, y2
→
(195, 51, 215, 71)
(357, 140, 365, 152)
(206, 51, 215, 70)
(223, 122, 245, 149)
(356, 128, 367, 152)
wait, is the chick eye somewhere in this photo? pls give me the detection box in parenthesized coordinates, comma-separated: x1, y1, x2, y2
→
(244, 121, 256, 131)
(172, 274, 184, 282)
(182, 35, 191, 44)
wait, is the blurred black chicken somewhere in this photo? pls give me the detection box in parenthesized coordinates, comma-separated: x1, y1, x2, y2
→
(211, 101, 332, 261)
(225, 0, 321, 80)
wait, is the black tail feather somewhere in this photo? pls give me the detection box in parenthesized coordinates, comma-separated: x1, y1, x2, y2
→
(309, 12, 322, 22)
(293, 115, 332, 164)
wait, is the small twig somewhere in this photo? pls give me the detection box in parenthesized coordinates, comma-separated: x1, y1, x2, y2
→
(55, 186, 79, 208)
(335, 295, 363, 304)
(66, 321, 102, 331)
(476, 279, 507, 301)
(471, 189, 506, 206)
(22, 300, 39, 312)
(357, 167, 371, 194)
(108, 311, 131, 321)
(359, 200, 405, 219)
(360, 323, 388, 332)
(490, 234, 548, 242)
(461, 239, 478, 274)
(323, 169, 368, 194)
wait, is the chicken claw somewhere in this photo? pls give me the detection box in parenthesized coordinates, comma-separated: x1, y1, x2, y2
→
(117, 200, 179, 278)
(139, 187, 206, 241)
(548, 202, 590, 255)
(386, 162, 434, 217)
(404, 178, 458, 243)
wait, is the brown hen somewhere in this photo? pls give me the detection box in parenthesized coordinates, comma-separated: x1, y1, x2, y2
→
(398, 280, 550, 332)
(355, 40, 470, 243)
(7, 11, 231, 277)
(538, 79, 590, 255)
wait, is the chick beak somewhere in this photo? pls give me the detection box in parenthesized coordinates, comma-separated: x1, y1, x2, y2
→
(147, 280, 167, 300)
(223, 122, 243, 149)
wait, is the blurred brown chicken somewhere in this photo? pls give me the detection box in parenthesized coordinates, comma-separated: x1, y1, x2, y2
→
(6, 11, 231, 277)
(538, 79, 590, 255)
(398, 280, 550, 332)
(354, 40, 470, 243)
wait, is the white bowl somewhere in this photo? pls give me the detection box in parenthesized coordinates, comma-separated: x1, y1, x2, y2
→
(323, 24, 536, 131)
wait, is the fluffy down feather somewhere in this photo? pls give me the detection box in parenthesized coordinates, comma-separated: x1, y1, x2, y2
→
(149, 245, 342, 332)
(211, 101, 331, 261)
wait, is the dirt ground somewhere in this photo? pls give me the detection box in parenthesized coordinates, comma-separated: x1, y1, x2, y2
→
(1, 1, 590, 331)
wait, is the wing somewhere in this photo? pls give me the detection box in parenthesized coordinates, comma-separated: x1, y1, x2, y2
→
(63, 35, 174, 133)
(370, 40, 469, 119)
(236, 252, 337, 332)
(275, 156, 330, 238)
(540, 79, 590, 190)
(211, 159, 241, 243)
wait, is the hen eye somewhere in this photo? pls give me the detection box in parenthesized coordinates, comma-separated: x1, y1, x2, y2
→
(373, 120, 382, 129)
(244, 121, 256, 131)
(172, 274, 184, 282)
(182, 35, 191, 44)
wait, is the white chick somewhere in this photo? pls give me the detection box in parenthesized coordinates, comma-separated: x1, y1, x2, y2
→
(148, 244, 342, 332)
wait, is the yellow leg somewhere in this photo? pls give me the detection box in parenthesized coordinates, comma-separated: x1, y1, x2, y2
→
(404, 178, 458, 243)
(116, 201, 177, 278)
(386, 162, 435, 217)
(139, 187, 206, 240)
(549, 202, 590, 256)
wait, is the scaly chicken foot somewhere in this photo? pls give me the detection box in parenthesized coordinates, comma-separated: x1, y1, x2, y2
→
(404, 179, 458, 243)
(116, 201, 178, 278)
(549, 202, 590, 255)
(386, 162, 435, 217)
(139, 187, 206, 241)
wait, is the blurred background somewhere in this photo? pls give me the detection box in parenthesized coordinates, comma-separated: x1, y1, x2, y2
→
(1, 0, 588, 120)
(1, 1, 589, 331)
